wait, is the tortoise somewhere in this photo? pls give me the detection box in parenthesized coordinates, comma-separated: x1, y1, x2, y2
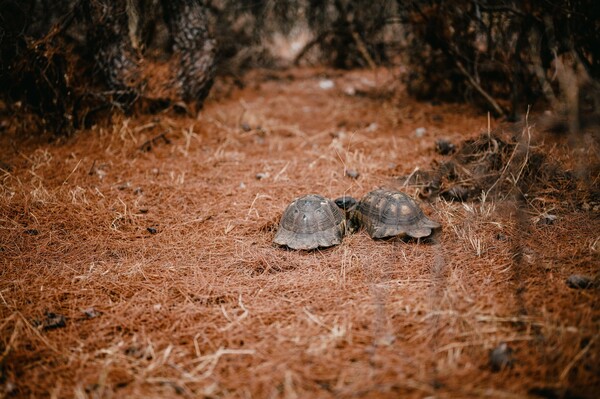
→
(336, 189, 440, 239)
(273, 194, 346, 250)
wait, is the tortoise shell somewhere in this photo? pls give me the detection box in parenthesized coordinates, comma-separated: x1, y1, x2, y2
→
(354, 189, 440, 239)
(274, 194, 345, 250)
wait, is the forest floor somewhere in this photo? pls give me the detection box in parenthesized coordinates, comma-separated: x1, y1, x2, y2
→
(1, 67, 599, 398)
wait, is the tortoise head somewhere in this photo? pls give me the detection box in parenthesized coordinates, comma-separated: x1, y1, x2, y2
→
(334, 195, 357, 212)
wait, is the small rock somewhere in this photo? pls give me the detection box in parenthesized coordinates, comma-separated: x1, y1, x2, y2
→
(495, 233, 508, 241)
(414, 127, 427, 138)
(366, 123, 378, 132)
(375, 334, 396, 346)
(344, 86, 356, 96)
(24, 229, 39, 236)
(43, 312, 66, 330)
(345, 169, 360, 179)
(255, 172, 269, 180)
(330, 130, 346, 139)
(1, 381, 16, 396)
(490, 342, 513, 372)
(537, 213, 557, 225)
(117, 182, 131, 190)
(566, 274, 594, 289)
(83, 307, 101, 319)
(435, 139, 456, 155)
(124, 345, 144, 358)
(318, 79, 335, 90)
(241, 122, 251, 132)
(147, 227, 157, 234)
(133, 187, 143, 195)
(95, 169, 107, 180)
(239, 182, 246, 189)
(139, 208, 149, 214)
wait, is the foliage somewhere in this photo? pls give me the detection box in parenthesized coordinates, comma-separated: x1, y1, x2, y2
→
(1, 0, 598, 134)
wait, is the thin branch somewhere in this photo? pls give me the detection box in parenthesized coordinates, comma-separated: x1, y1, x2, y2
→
(455, 60, 506, 117)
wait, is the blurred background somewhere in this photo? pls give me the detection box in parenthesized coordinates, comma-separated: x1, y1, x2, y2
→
(1, 0, 599, 135)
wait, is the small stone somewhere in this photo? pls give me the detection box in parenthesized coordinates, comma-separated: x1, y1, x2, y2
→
(24, 229, 39, 235)
(318, 79, 334, 90)
(366, 123, 378, 132)
(537, 213, 557, 225)
(139, 208, 149, 214)
(241, 122, 251, 132)
(490, 342, 513, 372)
(2, 381, 16, 395)
(495, 233, 508, 241)
(239, 182, 246, 189)
(330, 130, 346, 139)
(345, 169, 360, 179)
(117, 182, 131, 190)
(435, 139, 456, 155)
(414, 127, 427, 138)
(83, 307, 101, 319)
(133, 187, 143, 195)
(43, 312, 66, 330)
(255, 172, 269, 180)
(566, 274, 594, 289)
(375, 334, 396, 346)
(147, 227, 157, 234)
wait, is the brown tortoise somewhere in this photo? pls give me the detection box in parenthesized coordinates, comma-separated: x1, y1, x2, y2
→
(336, 189, 441, 239)
(274, 194, 346, 250)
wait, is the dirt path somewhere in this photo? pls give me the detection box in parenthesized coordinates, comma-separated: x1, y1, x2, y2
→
(1, 68, 599, 398)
